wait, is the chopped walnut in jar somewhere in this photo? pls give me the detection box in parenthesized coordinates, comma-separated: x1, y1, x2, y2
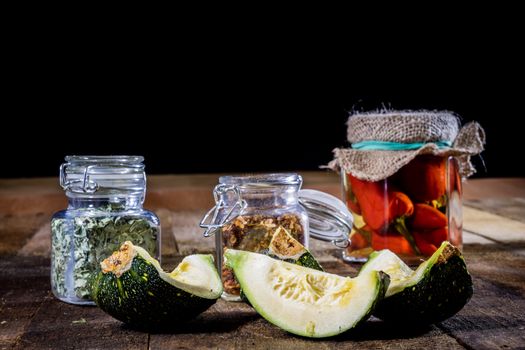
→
(221, 213, 304, 295)
(222, 265, 241, 296)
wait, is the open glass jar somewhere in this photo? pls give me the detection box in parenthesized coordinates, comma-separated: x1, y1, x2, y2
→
(51, 156, 160, 305)
(200, 173, 352, 301)
(342, 155, 462, 263)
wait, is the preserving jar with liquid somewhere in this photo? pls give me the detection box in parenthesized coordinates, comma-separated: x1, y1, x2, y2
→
(329, 111, 485, 263)
(342, 155, 462, 263)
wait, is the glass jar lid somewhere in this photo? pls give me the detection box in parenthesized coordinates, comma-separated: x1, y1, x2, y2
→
(59, 155, 146, 197)
(199, 173, 352, 248)
(219, 173, 302, 187)
(298, 189, 352, 248)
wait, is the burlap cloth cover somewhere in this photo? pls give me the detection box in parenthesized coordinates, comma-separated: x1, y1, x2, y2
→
(328, 111, 485, 181)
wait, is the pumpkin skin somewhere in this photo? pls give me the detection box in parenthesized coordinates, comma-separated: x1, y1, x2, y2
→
(360, 241, 473, 324)
(91, 241, 222, 328)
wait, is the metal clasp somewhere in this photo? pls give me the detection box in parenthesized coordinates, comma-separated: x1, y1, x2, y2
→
(199, 184, 247, 237)
(334, 238, 350, 248)
(60, 164, 99, 193)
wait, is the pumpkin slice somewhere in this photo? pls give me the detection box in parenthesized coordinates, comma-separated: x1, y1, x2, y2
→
(267, 226, 323, 271)
(240, 226, 324, 304)
(225, 249, 389, 338)
(91, 241, 222, 328)
(359, 241, 473, 324)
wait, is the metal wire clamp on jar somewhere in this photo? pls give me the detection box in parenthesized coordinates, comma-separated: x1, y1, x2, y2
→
(199, 173, 353, 301)
(51, 156, 161, 305)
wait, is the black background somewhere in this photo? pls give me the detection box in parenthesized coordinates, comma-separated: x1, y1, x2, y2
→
(2, 17, 522, 179)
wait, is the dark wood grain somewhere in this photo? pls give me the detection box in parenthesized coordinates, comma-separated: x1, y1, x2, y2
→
(1, 176, 524, 349)
(0, 256, 49, 349)
(0, 213, 49, 256)
(465, 197, 525, 224)
(437, 244, 525, 349)
(149, 303, 464, 350)
(3, 244, 524, 349)
(15, 299, 148, 350)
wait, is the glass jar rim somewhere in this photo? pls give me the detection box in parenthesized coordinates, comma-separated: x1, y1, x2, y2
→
(60, 155, 146, 196)
(65, 155, 144, 167)
(219, 173, 302, 187)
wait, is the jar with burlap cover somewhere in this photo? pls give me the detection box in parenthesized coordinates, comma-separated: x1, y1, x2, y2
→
(329, 111, 485, 180)
(328, 111, 485, 262)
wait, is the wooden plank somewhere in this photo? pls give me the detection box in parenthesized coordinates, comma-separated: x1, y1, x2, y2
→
(0, 213, 49, 255)
(12, 210, 349, 261)
(12, 207, 521, 262)
(1, 175, 523, 216)
(0, 178, 65, 216)
(14, 298, 148, 350)
(1, 176, 524, 348)
(150, 308, 464, 350)
(150, 263, 464, 350)
(462, 178, 525, 201)
(0, 256, 147, 350)
(438, 276, 525, 349)
(0, 256, 52, 348)
(465, 197, 525, 224)
(18, 223, 50, 257)
(0, 172, 341, 216)
(438, 244, 525, 349)
(1, 245, 524, 349)
(2, 176, 524, 257)
(152, 264, 454, 347)
(464, 244, 525, 296)
(463, 230, 494, 245)
(12, 208, 188, 259)
(463, 206, 525, 243)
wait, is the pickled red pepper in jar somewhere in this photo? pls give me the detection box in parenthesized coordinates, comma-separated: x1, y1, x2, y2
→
(346, 155, 452, 258)
(329, 111, 485, 262)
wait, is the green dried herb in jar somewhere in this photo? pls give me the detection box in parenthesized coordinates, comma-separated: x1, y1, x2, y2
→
(51, 156, 160, 305)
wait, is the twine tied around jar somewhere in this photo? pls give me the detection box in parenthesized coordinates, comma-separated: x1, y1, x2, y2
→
(327, 111, 485, 181)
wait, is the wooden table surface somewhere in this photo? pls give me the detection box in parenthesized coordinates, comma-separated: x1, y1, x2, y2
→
(1, 172, 524, 349)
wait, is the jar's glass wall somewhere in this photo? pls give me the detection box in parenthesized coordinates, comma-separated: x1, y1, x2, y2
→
(342, 155, 462, 264)
(51, 156, 160, 305)
(211, 174, 309, 301)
